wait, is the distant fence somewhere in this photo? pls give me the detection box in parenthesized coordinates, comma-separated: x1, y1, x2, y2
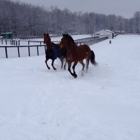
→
(0, 36, 108, 58)
(27, 36, 108, 46)
(75, 36, 108, 45)
(0, 39, 21, 46)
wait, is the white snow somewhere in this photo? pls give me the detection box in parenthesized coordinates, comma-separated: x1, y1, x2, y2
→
(0, 34, 140, 140)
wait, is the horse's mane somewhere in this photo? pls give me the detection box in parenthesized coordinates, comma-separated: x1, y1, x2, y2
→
(64, 34, 76, 45)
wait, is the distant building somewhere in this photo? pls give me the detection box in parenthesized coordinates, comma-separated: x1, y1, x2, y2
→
(0, 32, 13, 39)
(94, 29, 117, 39)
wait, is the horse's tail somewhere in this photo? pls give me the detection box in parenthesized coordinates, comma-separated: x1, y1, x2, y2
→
(90, 50, 97, 65)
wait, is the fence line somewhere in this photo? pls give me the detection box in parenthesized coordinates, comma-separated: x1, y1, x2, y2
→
(27, 37, 108, 46)
(0, 45, 46, 58)
(0, 36, 108, 58)
(75, 36, 108, 45)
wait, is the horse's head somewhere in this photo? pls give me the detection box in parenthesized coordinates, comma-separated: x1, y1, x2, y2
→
(43, 33, 51, 44)
(59, 34, 76, 48)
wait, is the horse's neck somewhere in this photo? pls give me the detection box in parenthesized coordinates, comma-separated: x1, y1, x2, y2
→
(67, 41, 77, 52)
(46, 41, 52, 50)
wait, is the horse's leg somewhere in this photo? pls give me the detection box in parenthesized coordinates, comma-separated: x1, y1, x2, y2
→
(63, 58, 67, 70)
(79, 61, 85, 76)
(51, 59, 57, 70)
(80, 61, 85, 71)
(68, 62, 76, 77)
(59, 57, 66, 70)
(59, 57, 63, 68)
(45, 59, 50, 70)
(72, 61, 78, 78)
(86, 56, 90, 72)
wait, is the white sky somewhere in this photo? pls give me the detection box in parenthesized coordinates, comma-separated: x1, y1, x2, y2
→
(10, 0, 140, 18)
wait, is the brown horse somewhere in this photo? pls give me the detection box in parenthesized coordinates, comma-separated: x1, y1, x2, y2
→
(59, 34, 97, 78)
(43, 33, 67, 70)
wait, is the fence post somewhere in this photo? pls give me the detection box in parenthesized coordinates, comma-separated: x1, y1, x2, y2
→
(5, 46, 8, 58)
(28, 46, 30, 56)
(13, 40, 15, 45)
(37, 46, 39, 56)
(17, 47, 20, 57)
(5, 40, 7, 45)
(1, 39, 3, 44)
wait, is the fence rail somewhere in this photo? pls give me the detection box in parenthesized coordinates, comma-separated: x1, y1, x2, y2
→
(0, 44, 46, 58)
(0, 36, 108, 58)
(75, 36, 108, 45)
(27, 36, 108, 46)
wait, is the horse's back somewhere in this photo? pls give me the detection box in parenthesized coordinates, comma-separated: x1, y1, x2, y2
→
(77, 44, 91, 54)
(79, 44, 90, 51)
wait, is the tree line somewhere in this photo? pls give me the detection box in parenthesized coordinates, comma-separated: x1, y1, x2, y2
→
(0, 0, 140, 37)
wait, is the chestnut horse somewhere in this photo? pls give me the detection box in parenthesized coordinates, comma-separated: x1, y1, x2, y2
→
(59, 34, 97, 78)
(43, 33, 67, 70)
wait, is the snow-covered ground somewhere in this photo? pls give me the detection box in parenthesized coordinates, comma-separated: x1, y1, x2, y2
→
(0, 34, 140, 140)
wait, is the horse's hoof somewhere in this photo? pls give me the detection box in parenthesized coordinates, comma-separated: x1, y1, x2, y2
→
(74, 74, 77, 78)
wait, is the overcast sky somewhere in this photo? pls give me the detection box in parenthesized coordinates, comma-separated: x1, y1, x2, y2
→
(11, 0, 140, 18)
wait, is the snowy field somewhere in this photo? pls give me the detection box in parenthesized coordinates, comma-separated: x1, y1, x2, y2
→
(0, 34, 140, 140)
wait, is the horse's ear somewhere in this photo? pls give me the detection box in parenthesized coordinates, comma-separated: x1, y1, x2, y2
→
(62, 34, 67, 36)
